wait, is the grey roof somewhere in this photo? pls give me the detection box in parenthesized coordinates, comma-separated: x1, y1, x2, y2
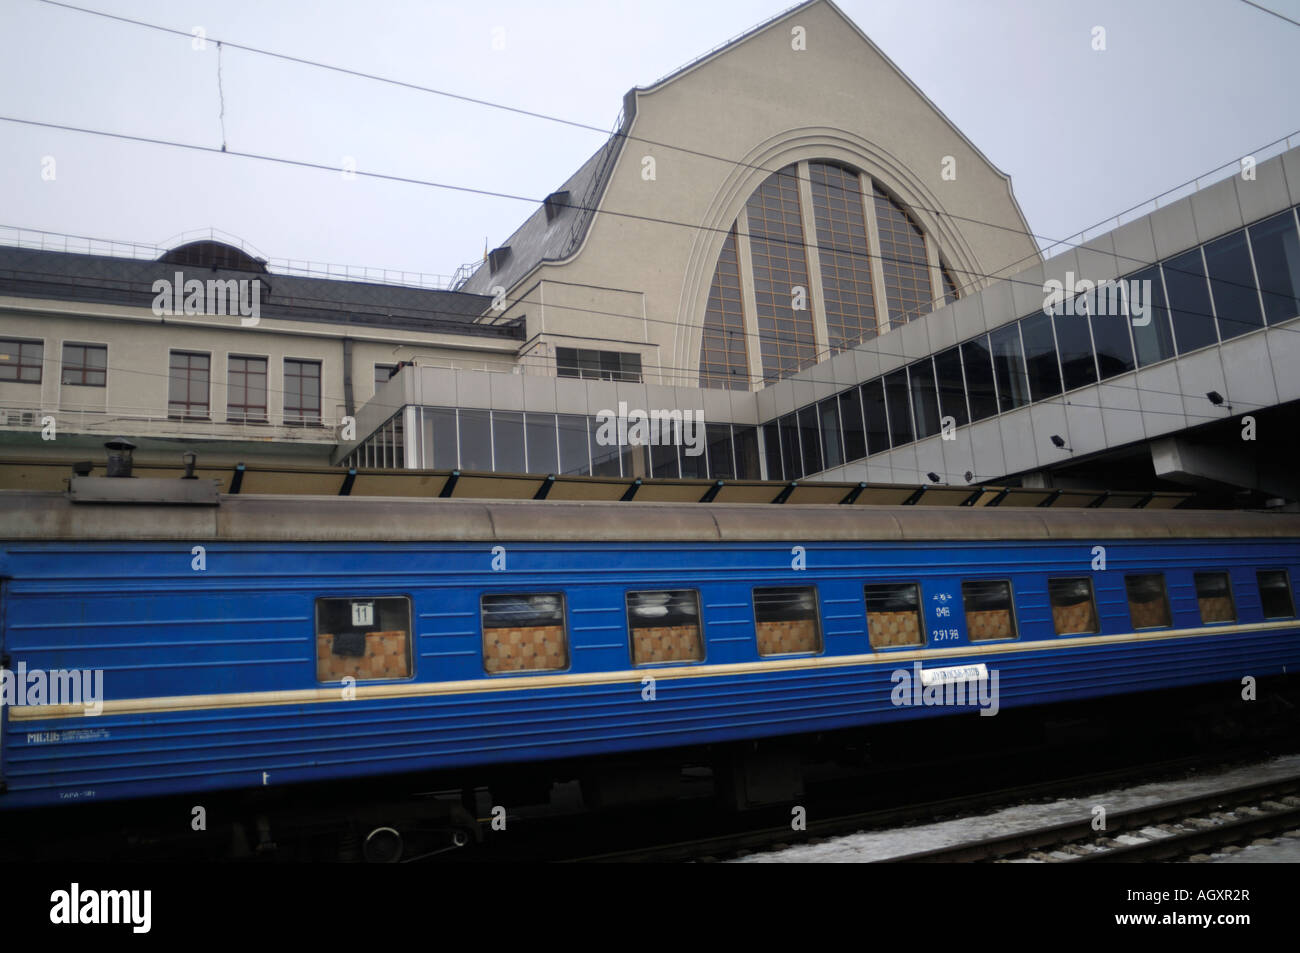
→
(459, 130, 626, 295)
(0, 245, 522, 341)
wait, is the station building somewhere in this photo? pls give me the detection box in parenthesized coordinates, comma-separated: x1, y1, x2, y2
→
(3, 0, 1299, 504)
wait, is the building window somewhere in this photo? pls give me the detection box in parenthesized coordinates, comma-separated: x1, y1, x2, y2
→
(753, 586, 821, 656)
(873, 184, 933, 328)
(962, 580, 1017, 642)
(1048, 577, 1099, 635)
(748, 166, 817, 384)
(1163, 249, 1218, 354)
(314, 596, 412, 682)
(990, 323, 1030, 412)
(1125, 574, 1171, 629)
(168, 351, 210, 420)
(865, 582, 924, 648)
(940, 262, 961, 305)
(284, 358, 321, 425)
(481, 593, 568, 673)
(227, 355, 267, 423)
(1257, 570, 1295, 619)
(1020, 311, 1062, 402)
(0, 338, 43, 384)
(1204, 229, 1265, 342)
(374, 364, 398, 390)
(1129, 265, 1176, 366)
(1248, 209, 1300, 325)
(628, 590, 703, 665)
(556, 347, 642, 383)
(1194, 572, 1236, 623)
(960, 335, 999, 422)
(60, 343, 106, 387)
(810, 162, 877, 352)
(699, 227, 750, 389)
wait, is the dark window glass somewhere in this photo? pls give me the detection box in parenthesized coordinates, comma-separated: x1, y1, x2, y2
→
(557, 413, 590, 476)
(628, 590, 704, 665)
(706, 423, 734, 480)
(962, 580, 1017, 642)
(753, 586, 821, 656)
(227, 355, 267, 422)
(1019, 311, 1061, 402)
(699, 227, 750, 389)
(680, 426, 707, 479)
(884, 369, 913, 446)
(865, 582, 924, 648)
(1090, 296, 1137, 380)
(61, 343, 107, 387)
(589, 415, 622, 476)
(492, 411, 525, 472)
(458, 409, 493, 471)
(762, 422, 783, 481)
(1204, 229, 1265, 341)
(798, 404, 823, 475)
(650, 441, 680, 479)
(839, 387, 867, 461)
(990, 324, 1029, 412)
(748, 166, 817, 383)
(908, 359, 941, 439)
(283, 359, 321, 425)
(1129, 266, 1176, 366)
(779, 413, 802, 480)
(961, 336, 998, 421)
(427, 408, 458, 469)
(861, 379, 890, 453)
(933, 347, 969, 428)
(374, 363, 397, 390)
(1257, 570, 1295, 619)
(732, 426, 760, 479)
(0, 338, 43, 383)
(810, 163, 877, 351)
(525, 412, 558, 474)
(556, 347, 641, 382)
(1194, 572, 1236, 623)
(1048, 577, 1099, 635)
(314, 596, 412, 682)
(1249, 210, 1300, 325)
(817, 397, 842, 469)
(1053, 307, 1098, 391)
(481, 593, 568, 673)
(1125, 574, 1171, 629)
(1163, 249, 1218, 353)
(168, 351, 209, 420)
(874, 185, 933, 327)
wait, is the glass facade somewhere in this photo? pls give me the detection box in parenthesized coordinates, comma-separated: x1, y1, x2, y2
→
(699, 227, 749, 389)
(748, 165, 818, 383)
(874, 184, 934, 328)
(810, 162, 877, 352)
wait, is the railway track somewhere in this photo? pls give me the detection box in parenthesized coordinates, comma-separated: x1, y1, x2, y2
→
(883, 775, 1300, 863)
(563, 755, 1300, 863)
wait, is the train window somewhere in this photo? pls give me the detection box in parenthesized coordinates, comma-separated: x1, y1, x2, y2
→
(481, 593, 569, 673)
(1048, 578, 1099, 635)
(1125, 574, 1171, 629)
(865, 582, 925, 648)
(961, 580, 1017, 642)
(315, 596, 412, 682)
(627, 590, 704, 665)
(1194, 572, 1236, 624)
(1256, 570, 1294, 619)
(753, 586, 822, 656)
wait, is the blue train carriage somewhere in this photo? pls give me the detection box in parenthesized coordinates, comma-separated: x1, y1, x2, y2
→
(1, 485, 1299, 814)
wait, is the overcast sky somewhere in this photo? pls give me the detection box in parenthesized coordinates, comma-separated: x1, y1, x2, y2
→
(1, 0, 1297, 283)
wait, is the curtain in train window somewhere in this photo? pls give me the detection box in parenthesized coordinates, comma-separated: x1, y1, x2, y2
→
(962, 580, 1017, 642)
(481, 593, 569, 673)
(1257, 570, 1295, 619)
(753, 586, 822, 656)
(628, 590, 704, 665)
(1194, 572, 1236, 624)
(865, 582, 924, 648)
(315, 596, 412, 682)
(1048, 578, 1099, 635)
(1125, 574, 1171, 629)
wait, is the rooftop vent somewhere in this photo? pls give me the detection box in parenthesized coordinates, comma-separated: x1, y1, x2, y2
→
(488, 245, 512, 273)
(543, 190, 571, 223)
